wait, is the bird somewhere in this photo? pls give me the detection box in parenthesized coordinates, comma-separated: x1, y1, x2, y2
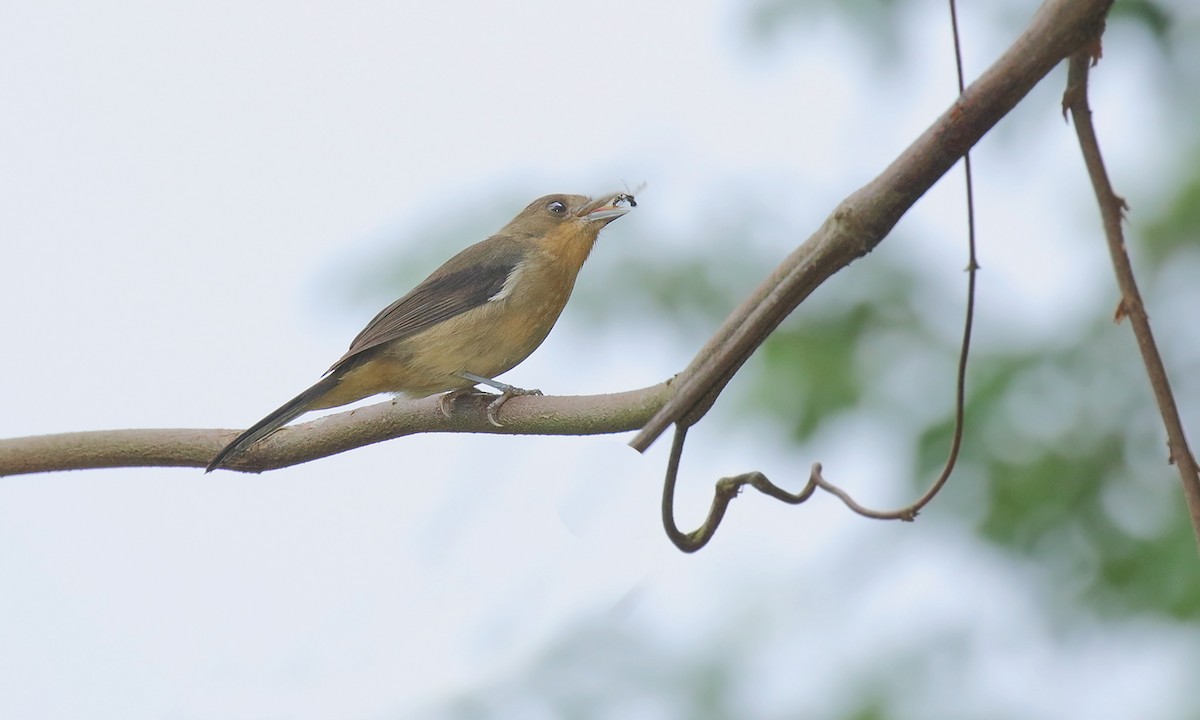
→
(206, 190, 636, 472)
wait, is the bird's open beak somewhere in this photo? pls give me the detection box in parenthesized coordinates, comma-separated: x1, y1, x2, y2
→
(579, 191, 637, 223)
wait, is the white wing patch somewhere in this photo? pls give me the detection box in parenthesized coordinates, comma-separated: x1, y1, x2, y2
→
(488, 260, 527, 303)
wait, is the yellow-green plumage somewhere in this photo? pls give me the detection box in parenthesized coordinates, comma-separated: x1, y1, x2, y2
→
(206, 191, 633, 471)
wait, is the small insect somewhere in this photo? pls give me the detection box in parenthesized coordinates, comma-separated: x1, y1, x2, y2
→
(616, 180, 646, 208)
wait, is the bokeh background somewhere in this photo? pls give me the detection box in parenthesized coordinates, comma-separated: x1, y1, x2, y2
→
(3, 0, 1199, 717)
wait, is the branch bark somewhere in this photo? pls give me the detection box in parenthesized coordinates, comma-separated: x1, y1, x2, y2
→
(0, 384, 671, 476)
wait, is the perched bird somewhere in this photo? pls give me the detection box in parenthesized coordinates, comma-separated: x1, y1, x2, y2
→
(206, 191, 635, 472)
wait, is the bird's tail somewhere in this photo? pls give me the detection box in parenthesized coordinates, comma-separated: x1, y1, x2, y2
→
(206, 374, 340, 473)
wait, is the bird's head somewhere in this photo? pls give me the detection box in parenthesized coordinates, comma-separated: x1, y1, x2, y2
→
(502, 191, 636, 237)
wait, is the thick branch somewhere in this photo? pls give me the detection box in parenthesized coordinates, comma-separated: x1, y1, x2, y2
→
(631, 0, 1114, 451)
(0, 383, 672, 476)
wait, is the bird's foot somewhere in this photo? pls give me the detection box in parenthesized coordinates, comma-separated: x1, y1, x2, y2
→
(486, 385, 543, 427)
(455, 371, 543, 427)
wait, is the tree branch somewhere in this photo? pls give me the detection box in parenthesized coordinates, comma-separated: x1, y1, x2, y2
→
(0, 383, 672, 476)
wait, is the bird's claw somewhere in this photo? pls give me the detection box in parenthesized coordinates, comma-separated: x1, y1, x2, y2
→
(441, 385, 542, 426)
(486, 386, 543, 427)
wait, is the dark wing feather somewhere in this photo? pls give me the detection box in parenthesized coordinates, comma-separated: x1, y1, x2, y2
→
(330, 239, 527, 369)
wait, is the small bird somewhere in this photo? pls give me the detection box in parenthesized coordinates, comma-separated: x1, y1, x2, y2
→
(206, 191, 635, 472)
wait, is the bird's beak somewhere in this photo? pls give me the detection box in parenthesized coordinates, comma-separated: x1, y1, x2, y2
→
(579, 191, 637, 223)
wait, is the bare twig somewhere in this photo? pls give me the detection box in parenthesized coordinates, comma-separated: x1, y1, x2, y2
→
(912, 0, 981, 519)
(661, 425, 817, 553)
(1063, 51, 1200, 548)
(661, 430, 981, 553)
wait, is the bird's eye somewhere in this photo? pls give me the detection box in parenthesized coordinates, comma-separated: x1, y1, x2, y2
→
(547, 200, 567, 215)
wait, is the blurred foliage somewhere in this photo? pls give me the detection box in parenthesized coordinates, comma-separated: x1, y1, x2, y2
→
(917, 324, 1200, 621)
(1110, 0, 1174, 41)
(753, 270, 920, 439)
(421, 606, 924, 720)
(746, 0, 910, 63)
(1143, 148, 1200, 265)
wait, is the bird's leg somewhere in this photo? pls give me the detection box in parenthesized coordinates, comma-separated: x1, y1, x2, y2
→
(457, 371, 542, 427)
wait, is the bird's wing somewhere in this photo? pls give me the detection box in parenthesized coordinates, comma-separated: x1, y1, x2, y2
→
(329, 239, 526, 370)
